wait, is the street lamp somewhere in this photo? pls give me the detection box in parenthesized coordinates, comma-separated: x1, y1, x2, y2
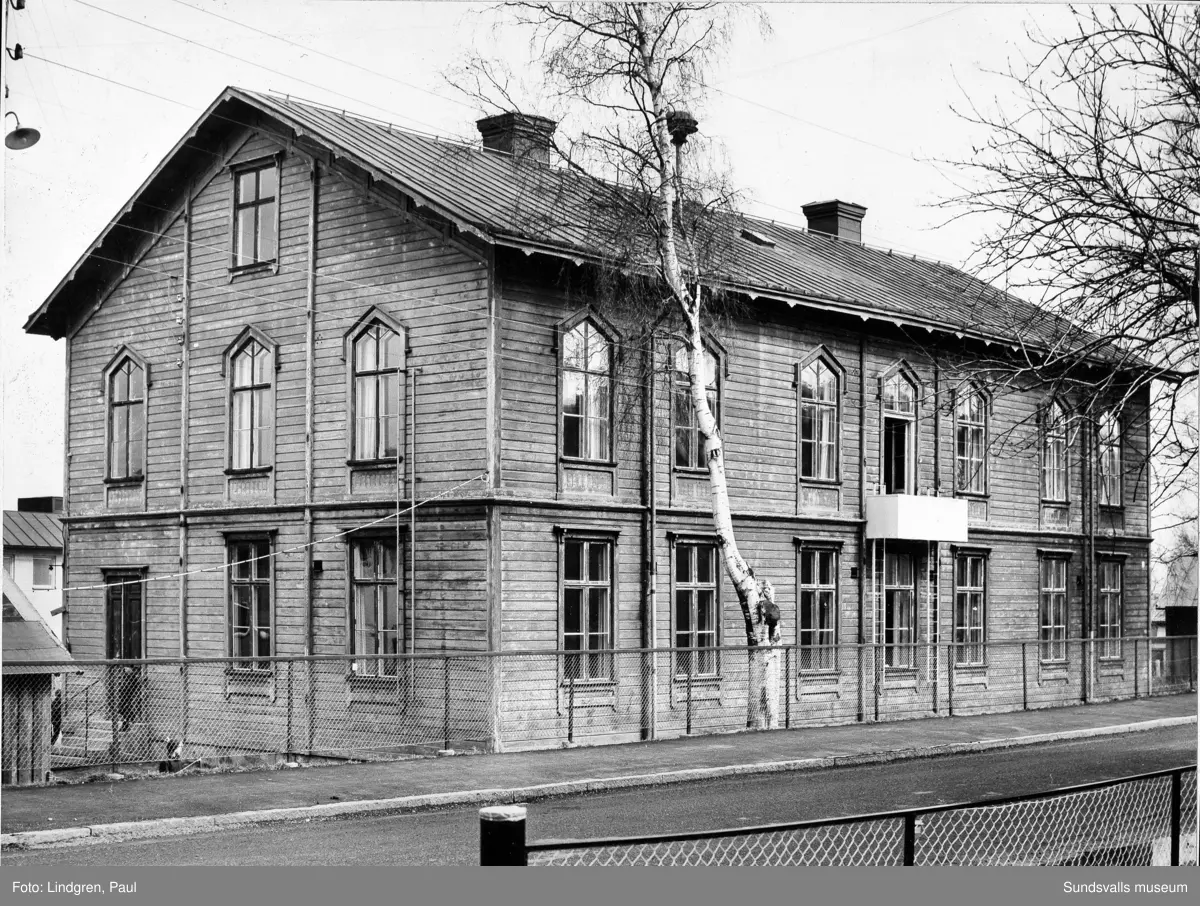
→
(4, 110, 40, 150)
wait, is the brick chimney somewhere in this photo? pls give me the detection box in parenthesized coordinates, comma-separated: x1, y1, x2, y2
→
(476, 112, 557, 165)
(17, 496, 63, 513)
(801, 200, 867, 244)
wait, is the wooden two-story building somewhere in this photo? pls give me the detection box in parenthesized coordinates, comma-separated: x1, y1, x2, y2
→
(24, 88, 1156, 752)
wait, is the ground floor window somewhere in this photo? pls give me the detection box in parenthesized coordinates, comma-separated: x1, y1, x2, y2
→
(105, 572, 143, 661)
(562, 535, 613, 681)
(884, 552, 915, 667)
(228, 538, 272, 669)
(953, 553, 986, 666)
(675, 541, 718, 676)
(1039, 557, 1068, 663)
(1098, 559, 1123, 659)
(799, 548, 837, 670)
(350, 537, 401, 676)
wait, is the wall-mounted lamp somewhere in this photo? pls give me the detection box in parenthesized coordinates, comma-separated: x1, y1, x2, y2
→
(4, 110, 39, 150)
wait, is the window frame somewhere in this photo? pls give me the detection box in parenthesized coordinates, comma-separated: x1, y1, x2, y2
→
(101, 347, 151, 486)
(557, 311, 620, 467)
(795, 540, 840, 672)
(1038, 554, 1070, 665)
(346, 533, 404, 678)
(953, 383, 989, 497)
(102, 569, 147, 661)
(671, 339, 726, 474)
(229, 153, 283, 274)
(952, 550, 988, 667)
(224, 534, 275, 672)
(670, 535, 721, 678)
(879, 363, 920, 495)
(556, 528, 618, 684)
(1040, 399, 1070, 504)
(797, 347, 844, 485)
(1097, 558, 1123, 660)
(883, 550, 917, 668)
(222, 326, 279, 476)
(1097, 409, 1123, 509)
(343, 307, 408, 468)
(32, 556, 56, 590)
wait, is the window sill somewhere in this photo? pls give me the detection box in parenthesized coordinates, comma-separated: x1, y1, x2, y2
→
(672, 673, 722, 684)
(1098, 504, 1125, 513)
(225, 666, 273, 678)
(673, 466, 710, 477)
(104, 476, 144, 487)
(1040, 498, 1069, 506)
(798, 477, 842, 487)
(225, 467, 273, 477)
(229, 261, 277, 279)
(952, 662, 988, 672)
(955, 491, 989, 501)
(1039, 658, 1069, 668)
(560, 457, 617, 469)
(347, 458, 402, 469)
(560, 677, 616, 689)
(797, 668, 841, 679)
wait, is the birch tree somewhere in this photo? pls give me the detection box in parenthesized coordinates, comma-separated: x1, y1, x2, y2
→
(459, 3, 781, 722)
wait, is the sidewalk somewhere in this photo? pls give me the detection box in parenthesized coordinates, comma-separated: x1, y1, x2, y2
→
(3, 693, 1195, 848)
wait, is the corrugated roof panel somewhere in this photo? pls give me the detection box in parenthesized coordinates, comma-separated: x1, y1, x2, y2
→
(2, 511, 63, 551)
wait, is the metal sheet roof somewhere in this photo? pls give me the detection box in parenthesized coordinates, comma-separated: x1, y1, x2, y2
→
(3, 573, 71, 672)
(24, 86, 1149, 371)
(3, 511, 63, 552)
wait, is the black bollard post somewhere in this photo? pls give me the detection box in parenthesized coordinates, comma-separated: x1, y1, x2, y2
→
(480, 805, 527, 865)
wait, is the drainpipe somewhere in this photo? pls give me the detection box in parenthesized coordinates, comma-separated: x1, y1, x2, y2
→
(645, 335, 659, 740)
(304, 161, 319, 656)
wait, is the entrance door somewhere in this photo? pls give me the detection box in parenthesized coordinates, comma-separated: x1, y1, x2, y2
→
(105, 575, 144, 726)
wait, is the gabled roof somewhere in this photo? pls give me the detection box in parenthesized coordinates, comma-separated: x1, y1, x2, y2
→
(23, 87, 1154, 374)
(2, 510, 63, 552)
(3, 573, 72, 673)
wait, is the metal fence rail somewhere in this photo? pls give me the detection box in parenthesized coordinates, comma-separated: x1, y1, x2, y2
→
(508, 766, 1198, 867)
(1, 635, 1195, 782)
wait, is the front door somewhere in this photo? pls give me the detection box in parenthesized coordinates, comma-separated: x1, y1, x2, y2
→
(105, 575, 143, 726)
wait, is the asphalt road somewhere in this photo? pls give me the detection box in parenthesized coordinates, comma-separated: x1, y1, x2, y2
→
(6, 724, 1195, 865)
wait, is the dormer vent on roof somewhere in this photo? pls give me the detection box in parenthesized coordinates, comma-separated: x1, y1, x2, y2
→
(801, 199, 867, 244)
(476, 112, 558, 165)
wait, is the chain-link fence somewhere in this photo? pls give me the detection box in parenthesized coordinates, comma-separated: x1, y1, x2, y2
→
(518, 767, 1197, 866)
(1, 635, 1195, 782)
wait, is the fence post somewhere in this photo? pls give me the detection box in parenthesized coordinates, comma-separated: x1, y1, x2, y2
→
(181, 661, 190, 755)
(443, 656, 452, 752)
(109, 664, 120, 773)
(85, 684, 90, 757)
(1190, 638, 1197, 693)
(902, 813, 918, 866)
(784, 646, 791, 730)
(856, 645, 865, 723)
(946, 645, 954, 717)
(1170, 770, 1182, 867)
(686, 666, 693, 735)
(285, 659, 293, 757)
(1133, 637, 1139, 699)
(873, 645, 881, 722)
(1021, 642, 1028, 711)
(567, 674, 575, 744)
(480, 805, 527, 866)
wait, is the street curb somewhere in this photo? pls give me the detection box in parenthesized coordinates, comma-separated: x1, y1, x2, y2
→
(3, 714, 1194, 850)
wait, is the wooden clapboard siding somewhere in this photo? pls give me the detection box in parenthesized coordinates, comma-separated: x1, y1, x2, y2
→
(62, 524, 180, 660)
(312, 165, 489, 501)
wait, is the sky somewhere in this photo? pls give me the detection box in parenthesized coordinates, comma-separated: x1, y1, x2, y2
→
(0, 0, 1085, 509)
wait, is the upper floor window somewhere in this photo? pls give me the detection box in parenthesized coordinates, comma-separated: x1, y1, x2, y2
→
(232, 159, 279, 269)
(108, 356, 145, 481)
(230, 339, 274, 470)
(674, 346, 721, 470)
(1042, 401, 1068, 502)
(561, 320, 613, 462)
(1097, 410, 1121, 507)
(350, 537, 401, 677)
(881, 369, 917, 494)
(32, 557, 55, 589)
(352, 322, 403, 461)
(955, 385, 987, 494)
(561, 535, 614, 681)
(799, 355, 840, 481)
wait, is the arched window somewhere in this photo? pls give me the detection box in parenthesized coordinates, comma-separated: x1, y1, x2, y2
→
(230, 339, 273, 470)
(352, 322, 403, 461)
(954, 384, 987, 494)
(108, 357, 145, 481)
(675, 345, 721, 470)
(561, 319, 612, 461)
(881, 368, 917, 494)
(1097, 409, 1121, 507)
(1042, 401, 1068, 501)
(799, 355, 840, 481)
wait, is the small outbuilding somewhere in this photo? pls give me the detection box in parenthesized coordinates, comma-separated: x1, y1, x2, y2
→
(3, 572, 73, 785)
